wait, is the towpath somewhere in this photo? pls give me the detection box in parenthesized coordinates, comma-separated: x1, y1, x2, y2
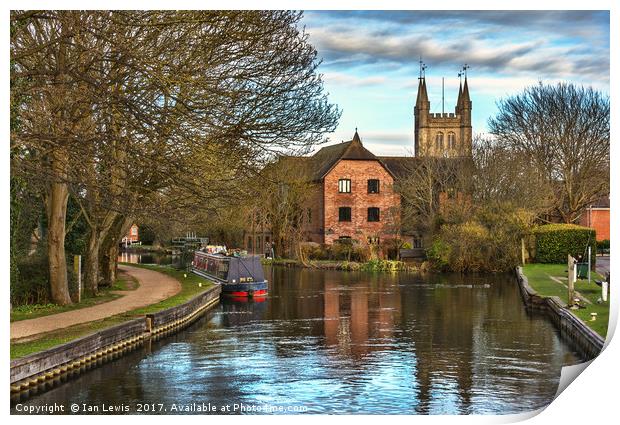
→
(10, 265, 181, 340)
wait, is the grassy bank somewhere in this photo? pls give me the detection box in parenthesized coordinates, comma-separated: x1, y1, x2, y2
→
(262, 258, 421, 272)
(10, 272, 139, 323)
(521, 263, 609, 338)
(10, 264, 213, 359)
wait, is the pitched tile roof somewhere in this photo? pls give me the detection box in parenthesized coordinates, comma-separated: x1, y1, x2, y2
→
(308, 130, 382, 181)
(377, 156, 418, 179)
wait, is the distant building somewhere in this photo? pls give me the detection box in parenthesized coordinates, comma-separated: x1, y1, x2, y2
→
(579, 197, 610, 241)
(415, 75, 472, 157)
(122, 224, 139, 245)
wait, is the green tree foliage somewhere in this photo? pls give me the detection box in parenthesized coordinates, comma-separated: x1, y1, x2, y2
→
(427, 205, 530, 273)
(532, 224, 596, 264)
(138, 225, 156, 246)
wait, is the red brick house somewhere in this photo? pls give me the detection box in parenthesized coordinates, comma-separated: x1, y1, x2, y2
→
(308, 130, 403, 244)
(122, 224, 139, 245)
(579, 197, 610, 241)
(244, 130, 416, 253)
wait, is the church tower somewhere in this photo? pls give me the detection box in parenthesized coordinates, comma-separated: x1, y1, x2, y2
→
(414, 73, 472, 158)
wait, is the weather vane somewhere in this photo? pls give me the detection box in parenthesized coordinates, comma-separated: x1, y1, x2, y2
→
(458, 70, 463, 85)
(462, 64, 470, 78)
(419, 57, 427, 79)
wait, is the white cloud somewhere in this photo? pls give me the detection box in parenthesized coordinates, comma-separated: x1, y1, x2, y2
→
(323, 72, 387, 87)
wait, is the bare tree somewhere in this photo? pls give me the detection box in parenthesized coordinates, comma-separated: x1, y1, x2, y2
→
(488, 82, 609, 223)
(251, 157, 315, 260)
(472, 136, 554, 223)
(11, 11, 340, 299)
(395, 157, 472, 245)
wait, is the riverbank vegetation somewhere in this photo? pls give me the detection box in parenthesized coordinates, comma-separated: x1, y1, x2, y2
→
(10, 265, 212, 359)
(10, 11, 340, 308)
(263, 257, 420, 272)
(521, 263, 609, 337)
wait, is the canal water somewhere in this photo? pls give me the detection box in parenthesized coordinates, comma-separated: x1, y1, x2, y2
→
(14, 265, 581, 415)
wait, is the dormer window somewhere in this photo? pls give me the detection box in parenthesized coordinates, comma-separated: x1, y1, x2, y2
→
(338, 179, 351, 193)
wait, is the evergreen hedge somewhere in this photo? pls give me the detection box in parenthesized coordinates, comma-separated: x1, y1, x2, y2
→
(532, 224, 596, 264)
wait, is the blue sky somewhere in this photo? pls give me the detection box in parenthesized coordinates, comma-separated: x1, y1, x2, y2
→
(301, 10, 610, 156)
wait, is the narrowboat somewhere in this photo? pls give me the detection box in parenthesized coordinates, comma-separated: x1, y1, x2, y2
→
(191, 250, 268, 298)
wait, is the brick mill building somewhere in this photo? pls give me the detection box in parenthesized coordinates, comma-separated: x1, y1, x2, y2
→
(244, 75, 473, 254)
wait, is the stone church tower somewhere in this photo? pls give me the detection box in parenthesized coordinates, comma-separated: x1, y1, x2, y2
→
(414, 76, 472, 157)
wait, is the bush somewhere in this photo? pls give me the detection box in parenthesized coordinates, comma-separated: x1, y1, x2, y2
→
(361, 259, 408, 272)
(11, 251, 80, 306)
(427, 207, 526, 273)
(300, 242, 328, 260)
(426, 238, 451, 271)
(138, 225, 157, 245)
(533, 224, 596, 264)
(11, 253, 50, 306)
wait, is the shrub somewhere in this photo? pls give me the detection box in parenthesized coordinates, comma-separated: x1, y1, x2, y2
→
(300, 242, 327, 260)
(11, 253, 50, 306)
(427, 213, 525, 273)
(532, 224, 596, 264)
(426, 239, 451, 271)
(361, 259, 408, 272)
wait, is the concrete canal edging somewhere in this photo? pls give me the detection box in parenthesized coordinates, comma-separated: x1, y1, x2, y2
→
(10, 284, 221, 395)
(515, 266, 604, 360)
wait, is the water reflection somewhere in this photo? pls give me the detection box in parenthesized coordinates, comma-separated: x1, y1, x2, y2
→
(118, 252, 188, 269)
(14, 267, 581, 415)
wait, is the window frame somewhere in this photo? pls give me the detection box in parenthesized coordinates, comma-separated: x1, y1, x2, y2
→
(436, 132, 444, 149)
(338, 206, 352, 222)
(338, 178, 351, 193)
(367, 207, 380, 222)
(367, 179, 380, 194)
(448, 132, 456, 149)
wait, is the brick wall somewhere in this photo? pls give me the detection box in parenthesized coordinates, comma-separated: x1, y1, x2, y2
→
(302, 183, 325, 243)
(580, 208, 610, 241)
(323, 160, 400, 244)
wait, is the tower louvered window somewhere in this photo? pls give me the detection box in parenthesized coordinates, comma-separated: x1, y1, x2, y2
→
(436, 133, 444, 149)
(448, 132, 456, 149)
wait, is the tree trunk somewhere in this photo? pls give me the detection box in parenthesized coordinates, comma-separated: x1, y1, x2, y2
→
(83, 228, 101, 296)
(99, 216, 132, 286)
(45, 179, 72, 305)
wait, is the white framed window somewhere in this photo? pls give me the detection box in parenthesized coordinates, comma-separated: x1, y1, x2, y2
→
(338, 179, 351, 193)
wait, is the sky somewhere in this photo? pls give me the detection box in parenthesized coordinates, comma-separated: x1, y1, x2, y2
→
(301, 10, 610, 156)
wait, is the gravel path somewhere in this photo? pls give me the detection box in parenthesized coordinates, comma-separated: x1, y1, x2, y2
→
(10, 265, 181, 341)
